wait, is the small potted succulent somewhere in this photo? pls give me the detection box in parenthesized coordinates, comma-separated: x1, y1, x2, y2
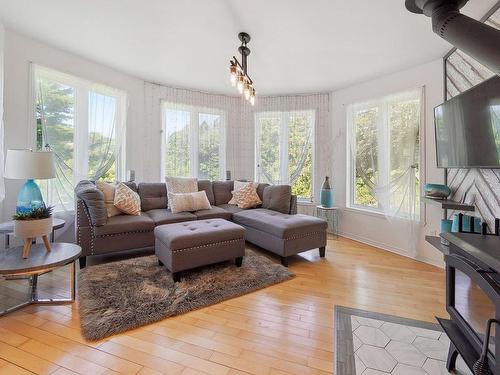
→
(13, 206, 54, 258)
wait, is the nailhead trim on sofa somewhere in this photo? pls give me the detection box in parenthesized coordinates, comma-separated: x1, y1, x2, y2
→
(285, 230, 326, 241)
(164, 238, 245, 254)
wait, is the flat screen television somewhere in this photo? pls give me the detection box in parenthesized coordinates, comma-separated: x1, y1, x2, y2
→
(434, 75, 500, 168)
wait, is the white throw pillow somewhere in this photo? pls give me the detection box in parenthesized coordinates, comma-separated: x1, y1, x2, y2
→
(168, 191, 211, 214)
(165, 177, 198, 209)
(229, 181, 259, 205)
(96, 181, 122, 217)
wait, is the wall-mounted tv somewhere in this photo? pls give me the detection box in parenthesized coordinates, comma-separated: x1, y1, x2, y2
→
(434, 75, 500, 168)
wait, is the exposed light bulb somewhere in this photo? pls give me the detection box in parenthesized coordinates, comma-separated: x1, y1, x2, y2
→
(229, 63, 237, 86)
(237, 75, 245, 94)
(250, 88, 256, 106)
(244, 83, 251, 100)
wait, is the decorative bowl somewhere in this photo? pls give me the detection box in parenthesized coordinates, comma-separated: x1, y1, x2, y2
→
(423, 183, 451, 199)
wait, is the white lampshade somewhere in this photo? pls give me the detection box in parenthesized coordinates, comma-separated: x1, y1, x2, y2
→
(4, 149, 56, 180)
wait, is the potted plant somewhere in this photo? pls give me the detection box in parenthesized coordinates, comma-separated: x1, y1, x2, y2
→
(13, 206, 54, 258)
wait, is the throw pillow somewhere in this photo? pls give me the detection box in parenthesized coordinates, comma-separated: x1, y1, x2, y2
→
(262, 185, 292, 214)
(232, 183, 262, 209)
(114, 182, 141, 215)
(96, 181, 122, 217)
(168, 191, 211, 214)
(228, 180, 259, 204)
(165, 177, 198, 208)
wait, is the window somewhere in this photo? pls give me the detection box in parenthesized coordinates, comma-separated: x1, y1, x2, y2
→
(162, 103, 226, 180)
(34, 66, 127, 210)
(255, 110, 314, 200)
(347, 90, 421, 218)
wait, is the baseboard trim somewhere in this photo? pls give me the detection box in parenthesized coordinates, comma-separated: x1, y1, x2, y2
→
(338, 231, 444, 268)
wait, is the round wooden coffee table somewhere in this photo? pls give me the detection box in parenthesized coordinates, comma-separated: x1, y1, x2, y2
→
(0, 242, 81, 316)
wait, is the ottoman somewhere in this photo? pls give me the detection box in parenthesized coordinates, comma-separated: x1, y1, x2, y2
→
(154, 219, 246, 282)
(232, 209, 327, 267)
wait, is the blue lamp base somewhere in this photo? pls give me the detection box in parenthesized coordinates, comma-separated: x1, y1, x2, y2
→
(16, 179, 46, 214)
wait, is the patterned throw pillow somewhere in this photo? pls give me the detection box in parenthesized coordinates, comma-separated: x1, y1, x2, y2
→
(232, 183, 262, 209)
(96, 181, 122, 217)
(168, 191, 211, 214)
(165, 177, 198, 208)
(228, 180, 259, 205)
(114, 183, 141, 215)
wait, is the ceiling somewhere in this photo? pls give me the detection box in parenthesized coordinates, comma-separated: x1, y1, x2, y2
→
(0, 0, 496, 95)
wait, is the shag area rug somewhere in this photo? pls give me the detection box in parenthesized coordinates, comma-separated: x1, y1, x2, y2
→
(78, 249, 294, 341)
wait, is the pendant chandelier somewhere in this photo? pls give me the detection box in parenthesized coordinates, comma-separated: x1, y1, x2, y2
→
(229, 32, 256, 106)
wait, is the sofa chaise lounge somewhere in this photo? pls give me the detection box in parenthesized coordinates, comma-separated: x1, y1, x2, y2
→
(75, 180, 327, 268)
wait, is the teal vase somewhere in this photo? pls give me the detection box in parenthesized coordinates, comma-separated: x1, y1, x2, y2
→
(320, 176, 334, 208)
(16, 179, 45, 214)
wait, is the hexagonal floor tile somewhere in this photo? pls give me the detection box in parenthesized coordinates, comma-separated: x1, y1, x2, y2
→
(356, 344, 397, 373)
(422, 358, 449, 375)
(354, 353, 366, 374)
(413, 337, 448, 361)
(353, 334, 362, 351)
(386, 340, 426, 367)
(408, 326, 441, 340)
(351, 316, 360, 331)
(392, 363, 428, 375)
(356, 316, 384, 328)
(362, 369, 388, 375)
(354, 326, 390, 347)
(380, 322, 417, 344)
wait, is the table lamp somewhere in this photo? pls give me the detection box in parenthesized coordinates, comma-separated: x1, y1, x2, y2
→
(4, 149, 56, 214)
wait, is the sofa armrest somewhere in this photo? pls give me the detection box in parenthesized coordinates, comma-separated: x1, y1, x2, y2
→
(289, 195, 297, 215)
(75, 180, 107, 226)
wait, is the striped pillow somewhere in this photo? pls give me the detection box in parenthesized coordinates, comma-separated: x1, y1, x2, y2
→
(114, 183, 141, 215)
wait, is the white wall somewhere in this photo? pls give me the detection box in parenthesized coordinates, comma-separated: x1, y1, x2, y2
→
(331, 59, 445, 266)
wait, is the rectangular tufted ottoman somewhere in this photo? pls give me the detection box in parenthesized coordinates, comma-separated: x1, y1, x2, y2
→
(154, 219, 246, 282)
(232, 209, 327, 266)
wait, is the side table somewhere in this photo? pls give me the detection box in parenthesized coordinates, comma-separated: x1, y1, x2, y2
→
(315, 205, 340, 238)
(0, 218, 66, 249)
(0, 242, 81, 316)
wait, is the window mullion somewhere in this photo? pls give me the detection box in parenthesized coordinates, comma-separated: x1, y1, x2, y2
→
(280, 113, 288, 184)
(191, 110, 198, 178)
(74, 84, 89, 184)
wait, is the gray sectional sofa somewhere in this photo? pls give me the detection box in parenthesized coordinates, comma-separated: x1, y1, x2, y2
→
(75, 180, 327, 269)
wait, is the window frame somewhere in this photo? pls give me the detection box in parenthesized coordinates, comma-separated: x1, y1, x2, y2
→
(346, 90, 422, 218)
(32, 65, 127, 210)
(161, 101, 227, 181)
(254, 109, 315, 201)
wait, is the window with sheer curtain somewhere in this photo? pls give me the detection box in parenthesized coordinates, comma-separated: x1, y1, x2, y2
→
(347, 89, 422, 219)
(34, 65, 127, 211)
(255, 110, 314, 200)
(162, 102, 226, 181)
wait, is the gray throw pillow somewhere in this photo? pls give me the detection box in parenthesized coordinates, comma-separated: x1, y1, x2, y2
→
(262, 185, 291, 214)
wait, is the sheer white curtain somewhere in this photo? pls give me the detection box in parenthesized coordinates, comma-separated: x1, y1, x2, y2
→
(161, 101, 226, 181)
(34, 64, 127, 212)
(347, 88, 424, 254)
(145, 83, 238, 182)
(247, 93, 330, 201)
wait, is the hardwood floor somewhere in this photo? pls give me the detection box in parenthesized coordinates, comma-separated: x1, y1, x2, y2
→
(0, 235, 447, 374)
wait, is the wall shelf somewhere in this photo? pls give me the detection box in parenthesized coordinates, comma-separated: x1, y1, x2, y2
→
(421, 197, 475, 212)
